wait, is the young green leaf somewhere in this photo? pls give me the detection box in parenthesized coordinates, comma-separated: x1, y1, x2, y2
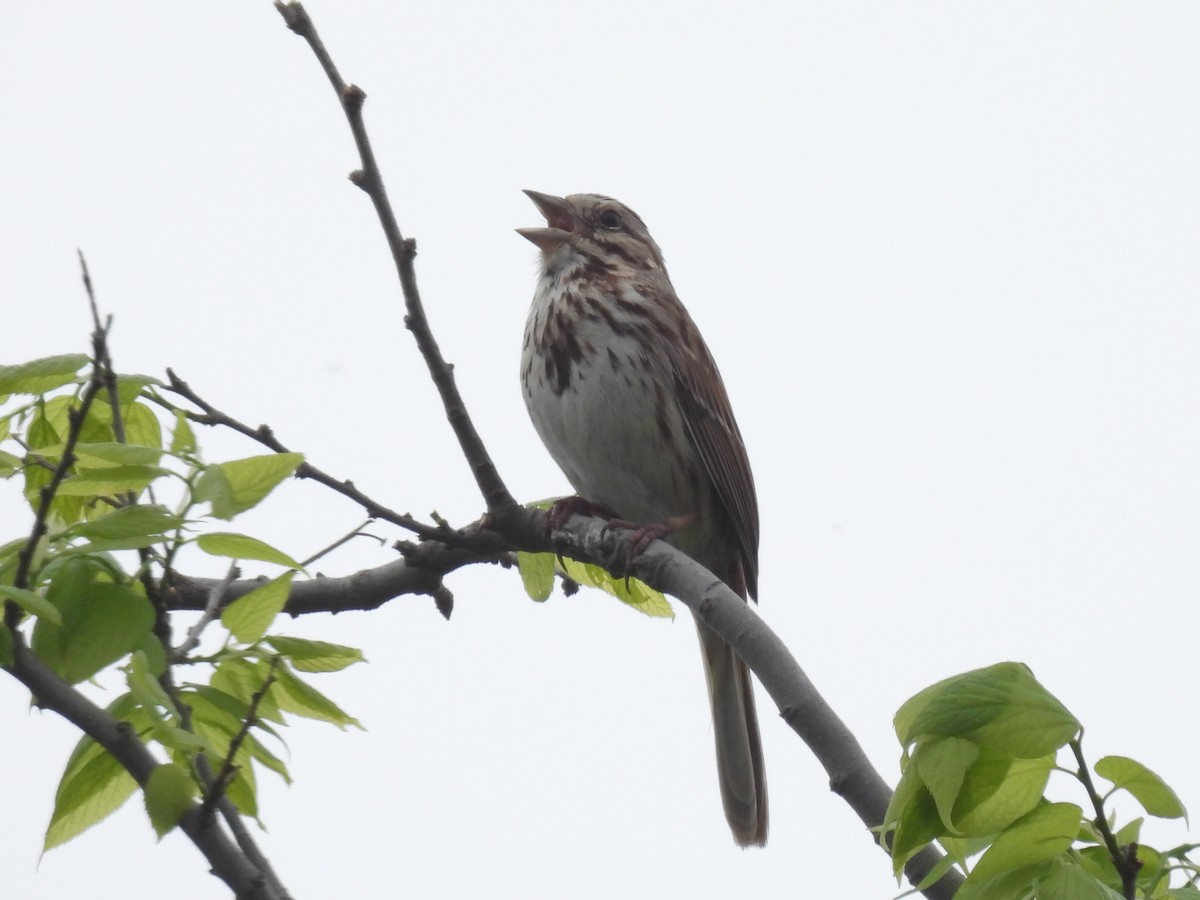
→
(143, 763, 199, 840)
(55, 464, 171, 496)
(126, 650, 180, 723)
(895, 662, 1080, 758)
(0, 584, 63, 625)
(0, 354, 88, 394)
(272, 663, 362, 730)
(194, 452, 303, 520)
(121, 401, 162, 450)
(1037, 858, 1126, 900)
(32, 563, 155, 684)
(44, 742, 139, 852)
(68, 442, 164, 467)
(950, 752, 1053, 836)
(559, 556, 673, 619)
(220, 573, 294, 643)
(517, 551, 555, 601)
(68, 504, 184, 540)
(44, 695, 148, 852)
(210, 659, 284, 724)
(1094, 756, 1187, 820)
(197, 532, 303, 569)
(170, 409, 196, 455)
(263, 635, 365, 673)
(965, 802, 1081, 884)
(913, 736, 978, 828)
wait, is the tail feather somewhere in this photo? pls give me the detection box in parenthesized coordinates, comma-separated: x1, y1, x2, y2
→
(696, 620, 768, 847)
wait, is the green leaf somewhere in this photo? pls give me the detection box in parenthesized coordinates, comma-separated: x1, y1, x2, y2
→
(0, 584, 63, 625)
(517, 551, 555, 601)
(44, 742, 139, 852)
(914, 736, 978, 828)
(263, 635, 365, 673)
(1038, 858, 1126, 900)
(126, 649, 180, 723)
(895, 662, 1080, 758)
(32, 559, 155, 683)
(220, 573, 294, 643)
(55, 464, 171, 496)
(0, 354, 88, 394)
(0, 625, 12, 667)
(966, 802, 1081, 884)
(194, 453, 303, 520)
(243, 732, 292, 785)
(884, 760, 944, 873)
(197, 532, 303, 569)
(151, 723, 219, 756)
(143, 763, 199, 840)
(67, 442, 164, 467)
(952, 752, 1053, 835)
(69, 504, 183, 540)
(953, 863, 1053, 900)
(170, 409, 196, 455)
(210, 659, 283, 724)
(272, 663, 361, 729)
(1094, 756, 1187, 820)
(560, 556, 674, 619)
(0, 448, 22, 475)
(112, 374, 161, 406)
(44, 695, 148, 852)
(120, 401, 162, 450)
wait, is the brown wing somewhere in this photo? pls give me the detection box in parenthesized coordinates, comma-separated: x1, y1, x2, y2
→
(672, 331, 760, 601)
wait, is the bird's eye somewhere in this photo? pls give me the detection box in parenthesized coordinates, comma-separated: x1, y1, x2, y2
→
(598, 210, 623, 230)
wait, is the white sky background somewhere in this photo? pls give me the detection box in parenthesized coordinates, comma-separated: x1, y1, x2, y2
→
(3, 2, 1198, 897)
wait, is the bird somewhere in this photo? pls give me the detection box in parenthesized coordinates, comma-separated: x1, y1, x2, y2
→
(518, 189, 767, 846)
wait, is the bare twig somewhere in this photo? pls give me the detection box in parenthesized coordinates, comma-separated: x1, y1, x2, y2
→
(155, 370, 459, 544)
(300, 518, 380, 568)
(202, 657, 281, 817)
(1072, 737, 1140, 899)
(8, 316, 106, 624)
(274, 0, 516, 515)
(173, 563, 241, 661)
(78, 251, 127, 447)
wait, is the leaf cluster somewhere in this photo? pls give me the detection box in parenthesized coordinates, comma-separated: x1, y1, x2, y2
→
(1, 354, 364, 848)
(885, 662, 1196, 898)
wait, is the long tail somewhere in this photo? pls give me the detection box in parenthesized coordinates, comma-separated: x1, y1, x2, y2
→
(696, 620, 768, 846)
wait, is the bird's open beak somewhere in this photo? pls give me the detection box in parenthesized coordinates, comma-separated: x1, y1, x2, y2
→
(517, 190, 574, 250)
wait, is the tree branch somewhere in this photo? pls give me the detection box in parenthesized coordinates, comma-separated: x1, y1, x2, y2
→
(274, 0, 516, 515)
(490, 504, 966, 899)
(156, 370, 456, 544)
(5, 637, 285, 899)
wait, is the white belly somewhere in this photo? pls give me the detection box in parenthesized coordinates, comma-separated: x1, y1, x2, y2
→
(521, 297, 697, 526)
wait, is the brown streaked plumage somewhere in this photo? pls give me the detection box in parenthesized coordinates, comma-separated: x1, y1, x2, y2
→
(518, 190, 767, 847)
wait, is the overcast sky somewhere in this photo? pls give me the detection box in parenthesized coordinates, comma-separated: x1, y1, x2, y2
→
(3, 3, 1199, 898)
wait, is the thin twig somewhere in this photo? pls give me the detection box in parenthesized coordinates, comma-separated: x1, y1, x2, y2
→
(1071, 737, 1141, 899)
(274, 0, 516, 515)
(173, 562, 241, 661)
(155, 371, 458, 544)
(299, 518, 381, 568)
(202, 657, 281, 816)
(8, 329, 106, 625)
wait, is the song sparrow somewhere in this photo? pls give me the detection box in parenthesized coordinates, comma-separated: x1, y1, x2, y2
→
(518, 190, 767, 847)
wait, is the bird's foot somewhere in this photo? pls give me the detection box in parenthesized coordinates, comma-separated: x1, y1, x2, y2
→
(545, 496, 620, 530)
(604, 512, 699, 570)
